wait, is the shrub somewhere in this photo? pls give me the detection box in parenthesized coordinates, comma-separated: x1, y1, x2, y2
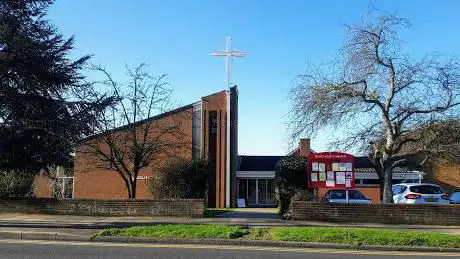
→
(0, 170, 35, 198)
(292, 188, 317, 202)
(275, 156, 310, 217)
(148, 158, 209, 199)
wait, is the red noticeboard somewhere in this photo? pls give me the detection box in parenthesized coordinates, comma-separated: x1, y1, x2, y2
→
(308, 152, 355, 189)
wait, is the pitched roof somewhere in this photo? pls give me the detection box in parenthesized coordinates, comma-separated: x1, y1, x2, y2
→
(237, 155, 285, 171)
(200, 86, 238, 100)
(237, 155, 375, 171)
(79, 103, 195, 143)
(236, 155, 422, 176)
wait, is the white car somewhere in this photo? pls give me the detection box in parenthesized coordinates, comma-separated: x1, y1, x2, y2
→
(450, 192, 460, 204)
(321, 189, 372, 204)
(392, 183, 450, 204)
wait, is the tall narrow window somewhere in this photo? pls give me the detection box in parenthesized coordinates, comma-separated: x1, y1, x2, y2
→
(192, 102, 202, 161)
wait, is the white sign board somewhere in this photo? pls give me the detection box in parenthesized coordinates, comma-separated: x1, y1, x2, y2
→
(326, 180, 335, 187)
(237, 199, 246, 208)
(335, 172, 346, 185)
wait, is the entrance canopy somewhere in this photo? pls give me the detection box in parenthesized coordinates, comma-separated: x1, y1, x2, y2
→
(236, 156, 284, 207)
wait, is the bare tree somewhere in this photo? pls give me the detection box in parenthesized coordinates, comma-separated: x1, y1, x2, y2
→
(77, 64, 190, 198)
(289, 12, 460, 203)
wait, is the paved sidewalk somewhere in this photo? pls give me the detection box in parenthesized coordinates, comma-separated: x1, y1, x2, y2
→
(0, 212, 459, 235)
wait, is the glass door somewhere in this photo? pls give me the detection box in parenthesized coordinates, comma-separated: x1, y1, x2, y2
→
(266, 179, 276, 204)
(237, 178, 277, 206)
(247, 179, 257, 206)
(258, 179, 267, 204)
(257, 179, 276, 205)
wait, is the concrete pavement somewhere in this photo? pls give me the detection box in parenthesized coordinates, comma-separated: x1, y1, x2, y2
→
(0, 211, 459, 234)
(0, 239, 458, 259)
(0, 228, 458, 253)
(0, 211, 459, 254)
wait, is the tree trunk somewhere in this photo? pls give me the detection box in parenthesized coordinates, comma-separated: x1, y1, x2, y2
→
(377, 170, 384, 202)
(381, 112, 395, 204)
(125, 184, 132, 198)
(382, 165, 393, 203)
(130, 178, 137, 199)
(121, 176, 132, 199)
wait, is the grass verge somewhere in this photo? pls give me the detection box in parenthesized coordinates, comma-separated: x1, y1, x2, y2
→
(203, 208, 234, 218)
(97, 224, 248, 239)
(251, 227, 460, 248)
(96, 225, 460, 249)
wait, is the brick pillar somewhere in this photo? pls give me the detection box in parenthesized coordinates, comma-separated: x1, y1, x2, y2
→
(299, 138, 310, 157)
(299, 138, 312, 196)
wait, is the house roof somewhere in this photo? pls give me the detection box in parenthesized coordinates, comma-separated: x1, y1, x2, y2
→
(237, 156, 285, 171)
(237, 155, 375, 172)
(236, 155, 423, 176)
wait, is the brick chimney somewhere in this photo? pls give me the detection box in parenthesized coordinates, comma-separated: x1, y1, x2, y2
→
(299, 138, 310, 157)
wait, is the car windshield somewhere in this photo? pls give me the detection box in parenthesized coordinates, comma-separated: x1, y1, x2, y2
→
(409, 185, 444, 194)
(329, 190, 366, 200)
(330, 190, 346, 199)
(349, 190, 366, 199)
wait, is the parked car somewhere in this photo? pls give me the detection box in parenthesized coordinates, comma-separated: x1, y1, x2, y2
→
(392, 183, 450, 204)
(449, 192, 460, 204)
(321, 189, 372, 204)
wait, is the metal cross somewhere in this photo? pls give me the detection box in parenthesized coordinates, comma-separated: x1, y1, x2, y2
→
(211, 37, 247, 91)
(211, 37, 247, 208)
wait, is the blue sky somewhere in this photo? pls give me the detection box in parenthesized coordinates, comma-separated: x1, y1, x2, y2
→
(48, 0, 460, 155)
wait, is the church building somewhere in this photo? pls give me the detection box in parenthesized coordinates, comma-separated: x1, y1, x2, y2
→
(34, 86, 239, 208)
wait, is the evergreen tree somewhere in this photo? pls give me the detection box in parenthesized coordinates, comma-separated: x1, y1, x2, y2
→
(0, 0, 113, 174)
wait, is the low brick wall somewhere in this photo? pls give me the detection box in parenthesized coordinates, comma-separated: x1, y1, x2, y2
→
(292, 201, 460, 225)
(0, 198, 205, 218)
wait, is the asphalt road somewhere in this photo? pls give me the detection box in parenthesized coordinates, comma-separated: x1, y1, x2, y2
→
(0, 240, 458, 259)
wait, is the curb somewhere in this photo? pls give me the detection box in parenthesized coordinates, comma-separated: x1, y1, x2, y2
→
(91, 236, 460, 253)
(0, 231, 90, 241)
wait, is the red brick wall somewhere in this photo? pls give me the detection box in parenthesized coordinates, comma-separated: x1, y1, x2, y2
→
(74, 107, 194, 199)
(0, 198, 205, 217)
(292, 202, 460, 225)
(299, 139, 310, 157)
